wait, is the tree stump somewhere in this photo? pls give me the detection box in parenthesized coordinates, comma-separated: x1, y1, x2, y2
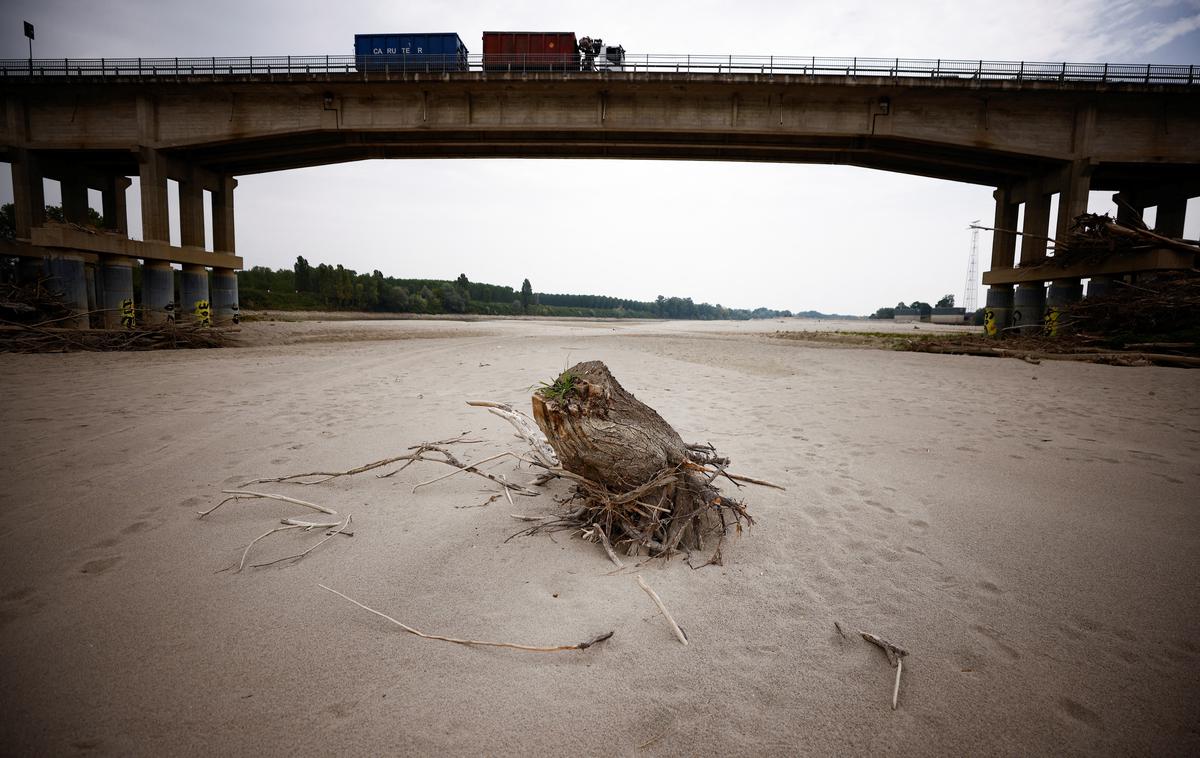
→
(530, 361, 750, 557)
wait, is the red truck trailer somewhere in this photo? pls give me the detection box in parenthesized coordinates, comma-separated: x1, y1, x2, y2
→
(482, 31, 578, 72)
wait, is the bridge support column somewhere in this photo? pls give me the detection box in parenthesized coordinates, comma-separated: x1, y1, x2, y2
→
(1056, 159, 1093, 236)
(1086, 276, 1119, 298)
(99, 256, 136, 329)
(213, 175, 237, 254)
(1113, 191, 1146, 227)
(85, 265, 99, 328)
(211, 269, 240, 325)
(179, 172, 206, 249)
(1046, 279, 1083, 335)
(1154, 196, 1187, 239)
(985, 187, 1019, 335)
(1046, 160, 1093, 328)
(984, 286, 1013, 337)
(100, 176, 131, 235)
(142, 261, 176, 325)
(46, 252, 89, 329)
(180, 265, 211, 325)
(139, 148, 170, 244)
(10, 149, 48, 283)
(212, 175, 239, 324)
(1012, 190, 1051, 334)
(61, 175, 90, 225)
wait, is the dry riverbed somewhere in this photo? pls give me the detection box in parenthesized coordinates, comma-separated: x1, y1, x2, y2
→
(1, 317, 1196, 755)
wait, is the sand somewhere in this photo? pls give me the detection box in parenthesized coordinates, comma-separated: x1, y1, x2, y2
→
(0, 317, 1197, 756)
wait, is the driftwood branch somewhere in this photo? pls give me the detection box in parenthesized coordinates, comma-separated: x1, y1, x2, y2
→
(319, 584, 614, 653)
(199, 490, 337, 518)
(410, 451, 539, 495)
(636, 575, 688, 646)
(466, 400, 559, 466)
(250, 515, 354, 568)
(241, 433, 480, 486)
(860, 630, 909, 710)
(234, 524, 305, 572)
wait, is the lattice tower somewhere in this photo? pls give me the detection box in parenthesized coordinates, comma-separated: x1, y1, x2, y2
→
(963, 221, 980, 313)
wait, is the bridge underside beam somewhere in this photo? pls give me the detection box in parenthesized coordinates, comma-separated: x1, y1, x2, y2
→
(171, 130, 1060, 186)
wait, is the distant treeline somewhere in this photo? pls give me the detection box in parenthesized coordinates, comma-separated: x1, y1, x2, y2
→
(237, 256, 809, 320)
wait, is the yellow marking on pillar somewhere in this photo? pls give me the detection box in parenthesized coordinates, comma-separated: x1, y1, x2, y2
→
(984, 309, 997, 337)
(194, 299, 212, 327)
(120, 298, 136, 329)
(1044, 307, 1060, 337)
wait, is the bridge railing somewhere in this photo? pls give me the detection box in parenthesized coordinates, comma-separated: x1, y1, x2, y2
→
(0, 54, 1195, 84)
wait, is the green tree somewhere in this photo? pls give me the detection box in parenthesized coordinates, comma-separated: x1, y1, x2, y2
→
(936, 294, 955, 308)
(381, 285, 409, 312)
(294, 256, 312, 292)
(520, 278, 533, 313)
(442, 285, 467, 313)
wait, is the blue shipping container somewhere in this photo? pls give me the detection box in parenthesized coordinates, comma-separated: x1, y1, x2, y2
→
(354, 33, 469, 71)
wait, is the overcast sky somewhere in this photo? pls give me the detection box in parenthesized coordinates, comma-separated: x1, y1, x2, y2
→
(4, 0, 1199, 313)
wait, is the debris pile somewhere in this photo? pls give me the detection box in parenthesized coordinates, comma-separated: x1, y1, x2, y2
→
(1039, 212, 1200, 269)
(0, 279, 227, 352)
(1064, 273, 1200, 346)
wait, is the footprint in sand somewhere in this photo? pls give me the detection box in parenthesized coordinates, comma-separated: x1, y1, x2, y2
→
(80, 556, 122, 575)
(0, 586, 46, 629)
(121, 521, 151, 536)
(972, 624, 1021, 660)
(865, 499, 895, 514)
(977, 581, 1003, 595)
(1057, 697, 1102, 728)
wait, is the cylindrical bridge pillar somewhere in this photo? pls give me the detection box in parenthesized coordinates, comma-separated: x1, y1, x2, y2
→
(179, 265, 211, 325)
(46, 253, 90, 330)
(1011, 282, 1046, 335)
(210, 268, 240, 325)
(1087, 276, 1119, 299)
(99, 256, 136, 329)
(1045, 278, 1083, 336)
(142, 261, 175, 325)
(984, 285, 1013, 337)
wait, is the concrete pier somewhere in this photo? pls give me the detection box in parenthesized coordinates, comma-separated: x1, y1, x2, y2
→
(179, 265, 211, 325)
(46, 253, 89, 329)
(987, 188, 1019, 336)
(210, 269, 240, 325)
(1045, 278, 1084, 335)
(1012, 283, 1046, 334)
(1087, 276, 1119, 298)
(99, 256, 136, 329)
(984, 286, 1013, 337)
(141, 261, 175, 325)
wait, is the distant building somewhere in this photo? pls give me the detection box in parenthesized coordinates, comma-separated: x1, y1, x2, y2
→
(894, 307, 924, 323)
(931, 307, 968, 324)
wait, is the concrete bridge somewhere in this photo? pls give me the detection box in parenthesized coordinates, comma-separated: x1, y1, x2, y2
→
(2, 55, 1198, 329)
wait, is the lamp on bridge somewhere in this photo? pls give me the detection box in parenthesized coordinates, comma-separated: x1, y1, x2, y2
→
(24, 20, 34, 62)
(878, 96, 890, 115)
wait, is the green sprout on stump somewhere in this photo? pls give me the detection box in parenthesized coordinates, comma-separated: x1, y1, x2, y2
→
(535, 370, 579, 402)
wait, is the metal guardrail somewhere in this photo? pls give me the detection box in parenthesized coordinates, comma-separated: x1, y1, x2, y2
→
(1, 54, 1196, 84)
